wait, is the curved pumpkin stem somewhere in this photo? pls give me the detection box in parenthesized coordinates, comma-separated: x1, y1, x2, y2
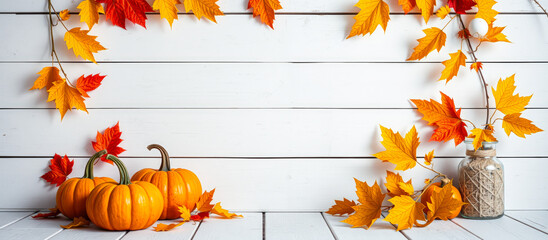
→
(106, 154, 131, 185)
(440, 178, 451, 188)
(147, 144, 171, 171)
(83, 150, 108, 179)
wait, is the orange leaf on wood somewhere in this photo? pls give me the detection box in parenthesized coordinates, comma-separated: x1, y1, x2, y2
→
(398, 0, 416, 14)
(482, 24, 510, 43)
(97, 0, 153, 29)
(342, 180, 385, 228)
(424, 150, 434, 165)
(407, 27, 446, 61)
(211, 203, 243, 218)
(385, 171, 413, 197)
(502, 113, 543, 138)
(326, 198, 357, 216)
(153, 0, 181, 27)
(41, 154, 74, 186)
(439, 50, 467, 83)
(347, 0, 390, 39)
(32, 208, 61, 218)
(492, 74, 531, 115)
(61, 217, 90, 229)
(373, 125, 420, 171)
(183, 0, 223, 23)
(470, 62, 483, 72)
(475, 0, 498, 24)
(178, 206, 191, 221)
(416, 0, 436, 23)
(60, 9, 71, 21)
(384, 195, 426, 231)
(436, 5, 450, 19)
(78, 0, 105, 29)
(92, 122, 126, 164)
(30, 67, 63, 91)
(196, 189, 215, 212)
(47, 79, 88, 120)
(76, 74, 106, 98)
(467, 127, 497, 150)
(425, 181, 466, 220)
(64, 27, 106, 63)
(248, 0, 282, 29)
(153, 222, 184, 231)
(448, 0, 475, 14)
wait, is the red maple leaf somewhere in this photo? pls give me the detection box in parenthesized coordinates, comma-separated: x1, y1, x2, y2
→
(76, 74, 106, 98)
(92, 122, 126, 164)
(97, 0, 153, 29)
(191, 211, 210, 221)
(40, 154, 74, 186)
(32, 208, 61, 218)
(448, 0, 476, 14)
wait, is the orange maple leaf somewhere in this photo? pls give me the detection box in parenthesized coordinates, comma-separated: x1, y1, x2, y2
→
(60, 217, 90, 229)
(492, 74, 531, 115)
(211, 203, 243, 219)
(178, 206, 192, 221)
(32, 208, 61, 218)
(347, 0, 390, 39)
(407, 27, 446, 61)
(475, 0, 498, 24)
(47, 79, 88, 120)
(92, 122, 126, 164)
(78, 0, 105, 29)
(248, 0, 282, 29)
(384, 195, 426, 231)
(60, 9, 71, 21)
(398, 0, 416, 14)
(439, 50, 467, 83)
(76, 74, 106, 98)
(326, 198, 357, 216)
(411, 92, 468, 146)
(373, 125, 420, 171)
(425, 181, 465, 221)
(64, 27, 106, 64)
(416, 0, 436, 23)
(502, 113, 543, 138)
(424, 150, 434, 165)
(436, 5, 450, 19)
(467, 127, 497, 150)
(154, 0, 181, 27)
(482, 24, 510, 43)
(196, 189, 216, 212)
(385, 171, 413, 197)
(342, 180, 385, 229)
(153, 222, 185, 231)
(470, 62, 483, 72)
(40, 154, 74, 186)
(30, 67, 63, 91)
(183, 0, 223, 23)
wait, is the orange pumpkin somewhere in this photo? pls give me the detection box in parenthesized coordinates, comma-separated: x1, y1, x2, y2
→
(86, 155, 164, 230)
(131, 144, 202, 219)
(56, 150, 115, 219)
(421, 179, 463, 219)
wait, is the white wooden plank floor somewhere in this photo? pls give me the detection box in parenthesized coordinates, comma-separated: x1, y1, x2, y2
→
(0, 211, 546, 240)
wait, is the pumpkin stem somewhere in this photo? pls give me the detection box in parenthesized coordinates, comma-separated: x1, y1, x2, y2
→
(106, 154, 131, 185)
(147, 144, 171, 171)
(83, 150, 108, 179)
(440, 178, 451, 188)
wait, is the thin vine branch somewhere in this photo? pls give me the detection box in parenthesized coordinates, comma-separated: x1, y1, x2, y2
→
(533, 0, 548, 18)
(47, 0, 74, 86)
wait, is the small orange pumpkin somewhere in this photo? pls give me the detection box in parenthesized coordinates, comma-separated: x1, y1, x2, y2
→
(56, 150, 115, 219)
(131, 144, 202, 219)
(86, 155, 164, 230)
(421, 178, 463, 219)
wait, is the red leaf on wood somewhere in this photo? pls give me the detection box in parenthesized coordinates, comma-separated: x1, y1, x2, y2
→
(92, 122, 126, 164)
(76, 74, 106, 98)
(448, 0, 476, 14)
(32, 208, 61, 218)
(41, 154, 74, 186)
(191, 211, 210, 221)
(97, 0, 153, 29)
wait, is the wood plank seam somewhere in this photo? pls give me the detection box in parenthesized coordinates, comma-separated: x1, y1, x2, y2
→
(0, 211, 37, 229)
(262, 212, 265, 240)
(504, 214, 548, 235)
(42, 229, 63, 240)
(380, 212, 412, 240)
(320, 212, 339, 240)
(189, 220, 204, 240)
(448, 219, 484, 239)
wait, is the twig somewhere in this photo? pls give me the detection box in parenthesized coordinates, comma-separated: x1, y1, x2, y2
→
(47, 0, 74, 86)
(533, 0, 548, 18)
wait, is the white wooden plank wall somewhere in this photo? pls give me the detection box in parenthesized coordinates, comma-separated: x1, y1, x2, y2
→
(0, 0, 547, 212)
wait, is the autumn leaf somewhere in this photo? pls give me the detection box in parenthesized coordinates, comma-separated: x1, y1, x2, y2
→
(179, 206, 191, 221)
(426, 181, 465, 220)
(475, 0, 498, 24)
(60, 9, 71, 21)
(92, 122, 126, 164)
(248, 0, 282, 29)
(342, 180, 385, 229)
(47, 79, 88, 120)
(448, 0, 475, 14)
(41, 154, 74, 186)
(411, 92, 468, 145)
(467, 127, 497, 150)
(482, 24, 510, 43)
(30, 67, 63, 91)
(98, 0, 153, 29)
(398, 0, 416, 14)
(154, 0, 181, 27)
(191, 211, 210, 221)
(470, 62, 483, 72)
(385, 171, 413, 197)
(78, 0, 105, 29)
(373, 125, 419, 171)
(439, 50, 467, 83)
(327, 198, 357, 216)
(76, 74, 106, 98)
(502, 113, 543, 138)
(436, 5, 450, 19)
(424, 150, 434, 165)
(407, 27, 446, 61)
(183, 0, 223, 23)
(196, 189, 216, 212)
(416, 0, 435, 23)
(457, 29, 471, 39)
(384, 196, 426, 231)
(492, 74, 531, 115)
(154, 222, 184, 231)
(61, 217, 90, 229)
(211, 203, 243, 219)
(64, 27, 106, 64)
(32, 208, 60, 218)
(347, 0, 390, 39)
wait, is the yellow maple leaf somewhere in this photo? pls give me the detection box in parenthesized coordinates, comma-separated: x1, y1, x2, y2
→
(424, 150, 434, 165)
(439, 50, 467, 83)
(502, 113, 543, 138)
(342, 180, 385, 229)
(153, 222, 185, 231)
(407, 27, 446, 61)
(60, 9, 70, 21)
(475, 0, 498, 24)
(248, 0, 283, 29)
(154, 0, 181, 27)
(426, 181, 465, 220)
(436, 5, 450, 19)
(196, 189, 215, 212)
(64, 27, 106, 64)
(30, 67, 63, 90)
(492, 74, 531, 115)
(78, 0, 105, 29)
(384, 195, 426, 231)
(211, 202, 243, 218)
(60, 217, 90, 229)
(47, 79, 88, 120)
(482, 24, 510, 43)
(347, 0, 390, 39)
(326, 198, 357, 215)
(385, 171, 413, 197)
(416, 0, 436, 23)
(467, 127, 497, 150)
(398, 0, 416, 14)
(183, 0, 223, 23)
(178, 206, 191, 221)
(373, 125, 420, 171)
(470, 62, 483, 72)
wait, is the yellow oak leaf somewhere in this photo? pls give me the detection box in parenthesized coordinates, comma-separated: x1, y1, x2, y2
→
(482, 24, 510, 43)
(183, 0, 223, 23)
(64, 27, 106, 64)
(426, 181, 466, 220)
(439, 50, 467, 83)
(153, 222, 184, 231)
(248, 0, 283, 29)
(47, 79, 88, 120)
(347, 0, 390, 39)
(154, 0, 181, 27)
(475, 0, 498, 24)
(384, 195, 426, 231)
(211, 202, 243, 218)
(492, 74, 531, 115)
(502, 113, 543, 138)
(416, 0, 436, 23)
(342, 180, 385, 228)
(398, 0, 416, 14)
(178, 206, 191, 221)
(407, 27, 446, 61)
(467, 127, 497, 150)
(60, 9, 71, 21)
(327, 198, 357, 215)
(436, 5, 450, 19)
(385, 171, 413, 197)
(470, 62, 483, 73)
(30, 67, 63, 90)
(60, 217, 90, 229)
(373, 125, 420, 171)
(424, 150, 434, 165)
(78, 0, 105, 29)
(196, 189, 215, 212)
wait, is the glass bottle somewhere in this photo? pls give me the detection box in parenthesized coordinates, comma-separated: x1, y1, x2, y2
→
(458, 140, 504, 219)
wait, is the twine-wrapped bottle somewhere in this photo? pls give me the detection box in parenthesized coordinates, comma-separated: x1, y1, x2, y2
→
(458, 140, 504, 219)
